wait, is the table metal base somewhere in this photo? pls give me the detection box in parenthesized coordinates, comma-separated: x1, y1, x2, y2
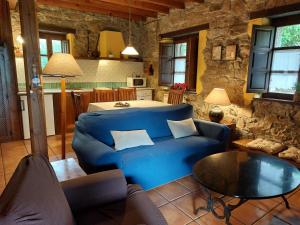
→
(194, 188, 290, 225)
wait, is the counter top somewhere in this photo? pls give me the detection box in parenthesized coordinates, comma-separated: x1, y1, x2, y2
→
(18, 87, 155, 95)
(17, 89, 93, 95)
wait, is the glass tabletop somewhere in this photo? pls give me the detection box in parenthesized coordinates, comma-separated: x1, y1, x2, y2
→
(193, 151, 300, 199)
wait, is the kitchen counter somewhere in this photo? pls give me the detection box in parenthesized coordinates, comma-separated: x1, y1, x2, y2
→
(17, 87, 155, 95)
(17, 89, 94, 96)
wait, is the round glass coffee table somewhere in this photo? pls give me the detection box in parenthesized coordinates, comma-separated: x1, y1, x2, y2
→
(193, 151, 300, 225)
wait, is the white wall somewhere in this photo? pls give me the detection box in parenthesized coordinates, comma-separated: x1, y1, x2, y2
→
(15, 58, 144, 84)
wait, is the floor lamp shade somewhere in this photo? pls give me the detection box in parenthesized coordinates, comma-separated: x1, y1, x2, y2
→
(42, 53, 83, 159)
(42, 53, 83, 77)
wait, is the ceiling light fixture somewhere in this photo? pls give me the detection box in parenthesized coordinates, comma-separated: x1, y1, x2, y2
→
(122, 0, 139, 56)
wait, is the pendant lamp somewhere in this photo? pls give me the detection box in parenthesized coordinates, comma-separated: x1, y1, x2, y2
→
(122, 0, 139, 56)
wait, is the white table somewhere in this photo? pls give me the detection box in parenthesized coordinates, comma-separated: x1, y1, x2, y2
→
(51, 158, 86, 182)
(88, 100, 170, 112)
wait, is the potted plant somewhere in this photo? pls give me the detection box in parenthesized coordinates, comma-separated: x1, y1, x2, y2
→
(171, 83, 187, 91)
(294, 82, 300, 102)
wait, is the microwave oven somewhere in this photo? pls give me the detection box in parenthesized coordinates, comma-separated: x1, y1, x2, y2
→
(127, 77, 147, 88)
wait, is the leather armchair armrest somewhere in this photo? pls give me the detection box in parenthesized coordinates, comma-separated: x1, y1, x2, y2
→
(61, 169, 127, 212)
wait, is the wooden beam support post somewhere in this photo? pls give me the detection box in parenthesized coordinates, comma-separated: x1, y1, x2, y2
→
(19, 0, 48, 158)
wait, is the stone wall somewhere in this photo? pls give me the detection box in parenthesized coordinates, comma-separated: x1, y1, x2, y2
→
(143, 0, 300, 147)
(11, 5, 145, 58)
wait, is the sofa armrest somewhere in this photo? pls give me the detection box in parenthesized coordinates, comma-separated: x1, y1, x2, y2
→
(72, 127, 120, 173)
(193, 119, 231, 147)
(61, 169, 128, 212)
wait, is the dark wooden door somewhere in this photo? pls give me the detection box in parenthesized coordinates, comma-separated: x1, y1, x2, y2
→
(0, 46, 10, 142)
(0, 0, 23, 142)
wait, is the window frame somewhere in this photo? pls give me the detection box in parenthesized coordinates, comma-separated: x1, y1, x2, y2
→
(39, 32, 69, 69)
(265, 26, 300, 98)
(247, 19, 300, 100)
(159, 34, 198, 91)
(39, 32, 69, 58)
(173, 38, 188, 84)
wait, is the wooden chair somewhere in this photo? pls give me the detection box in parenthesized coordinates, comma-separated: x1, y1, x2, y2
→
(71, 91, 84, 121)
(93, 89, 116, 102)
(168, 89, 184, 105)
(118, 88, 137, 101)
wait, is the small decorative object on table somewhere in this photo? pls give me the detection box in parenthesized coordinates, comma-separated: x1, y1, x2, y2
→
(172, 83, 187, 91)
(114, 102, 130, 107)
(205, 88, 231, 123)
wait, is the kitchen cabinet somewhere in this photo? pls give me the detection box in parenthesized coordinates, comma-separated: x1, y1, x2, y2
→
(136, 88, 153, 100)
(20, 94, 55, 139)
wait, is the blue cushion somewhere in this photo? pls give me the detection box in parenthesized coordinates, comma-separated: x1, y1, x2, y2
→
(114, 135, 222, 190)
(77, 104, 193, 146)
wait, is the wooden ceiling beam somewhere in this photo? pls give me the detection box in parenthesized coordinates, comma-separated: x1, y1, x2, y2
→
(87, 0, 157, 17)
(37, 0, 146, 20)
(183, 0, 204, 3)
(93, 0, 170, 14)
(138, 0, 185, 9)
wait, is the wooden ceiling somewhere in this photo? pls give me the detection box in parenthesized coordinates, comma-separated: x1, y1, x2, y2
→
(9, 0, 204, 20)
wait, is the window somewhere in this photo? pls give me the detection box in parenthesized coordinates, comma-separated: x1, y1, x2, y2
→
(39, 32, 69, 69)
(159, 35, 198, 91)
(247, 23, 300, 99)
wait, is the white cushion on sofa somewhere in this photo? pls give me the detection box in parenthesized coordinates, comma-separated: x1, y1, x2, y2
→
(167, 118, 198, 139)
(111, 130, 154, 150)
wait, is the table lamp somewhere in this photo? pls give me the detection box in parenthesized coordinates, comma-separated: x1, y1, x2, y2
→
(43, 53, 83, 159)
(204, 88, 231, 123)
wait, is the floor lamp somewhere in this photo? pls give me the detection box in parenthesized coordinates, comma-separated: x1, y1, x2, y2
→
(43, 53, 83, 159)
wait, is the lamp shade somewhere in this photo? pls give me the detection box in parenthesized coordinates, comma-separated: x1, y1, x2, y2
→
(121, 46, 139, 56)
(42, 53, 83, 77)
(205, 88, 231, 106)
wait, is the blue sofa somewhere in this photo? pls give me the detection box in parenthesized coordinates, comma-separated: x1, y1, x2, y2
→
(72, 104, 230, 190)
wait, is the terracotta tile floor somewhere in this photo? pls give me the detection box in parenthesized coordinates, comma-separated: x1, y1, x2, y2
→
(0, 133, 77, 192)
(0, 135, 300, 225)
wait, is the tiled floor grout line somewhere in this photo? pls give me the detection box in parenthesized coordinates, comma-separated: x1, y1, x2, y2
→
(169, 192, 210, 222)
(272, 203, 293, 225)
(168, 201, 197, 224)
(252, 207, 291, 225)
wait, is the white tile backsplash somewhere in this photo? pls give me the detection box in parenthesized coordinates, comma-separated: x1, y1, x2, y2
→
(16, 57, 144, 83)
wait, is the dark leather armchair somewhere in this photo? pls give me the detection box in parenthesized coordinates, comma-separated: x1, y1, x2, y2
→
(0, 155, 167, 225)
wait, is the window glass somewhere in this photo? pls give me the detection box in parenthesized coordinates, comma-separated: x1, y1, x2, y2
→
(275, 24, 300, 47)
(271, 49, 300, 71)
(39, 38, 47, 55)
(269, 73, 298, 94)
(162, 45, 174, 56)
(175, 43, 187, 57)
(52, 40, 62, 53)
(174, 73, 185, 83)
(40, 56, 48, 70)
(174, 58, 186, 73)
